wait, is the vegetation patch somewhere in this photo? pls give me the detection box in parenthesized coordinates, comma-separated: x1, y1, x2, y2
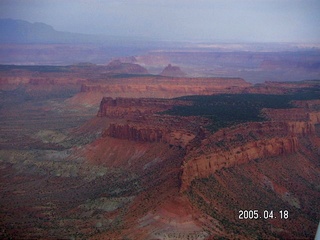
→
(163, 89, 320, 131)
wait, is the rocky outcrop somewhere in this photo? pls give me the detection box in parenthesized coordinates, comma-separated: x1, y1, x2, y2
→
(160, 64, 186, 77)
(292, 99, 320, 110)
(181, 136, 299, 191)
(69, 75, 252, 107)
(309, 112, 320, 124)
(286, 121, 315, 135)
(104, 123, 196, 148)
(261, 101, 320, 131)
(77, 76, 252, 101)
(262, 108, 310, 122)
(97, 96, 203, 147)
(195, 121, 316, 150)
(105, 60, 149, 75)
(180, 116, 320, 191)
(97, 97, 191, 118)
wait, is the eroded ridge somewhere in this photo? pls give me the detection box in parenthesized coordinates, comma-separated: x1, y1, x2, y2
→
(180, 99, 320, 191)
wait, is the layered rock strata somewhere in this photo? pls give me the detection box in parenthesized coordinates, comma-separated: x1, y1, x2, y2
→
(180, 101, 320, 191)
(181, 136, 299, 191)
(95, 95, 320, 195)
(104, 123, 195, 148)
(80, 76, 251, 99)
(97, 97, 191, 118)
(97, 97, 205, 148)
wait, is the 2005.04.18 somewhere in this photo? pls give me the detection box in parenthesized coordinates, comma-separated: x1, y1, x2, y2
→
(238, 210, 289, 219)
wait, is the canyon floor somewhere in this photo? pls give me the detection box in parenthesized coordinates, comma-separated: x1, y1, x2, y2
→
(0, 65, 319, 239)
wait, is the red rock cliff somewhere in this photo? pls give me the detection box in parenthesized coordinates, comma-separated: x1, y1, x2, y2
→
(181, 136, 299, 191)
(180, 115, 319, 191)
(79, 76, 251, 99)
(104, 123, 196, 148)
(97, 97, 191, 118)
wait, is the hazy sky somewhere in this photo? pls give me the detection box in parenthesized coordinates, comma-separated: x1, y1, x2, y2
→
(1, 0, 320, 42)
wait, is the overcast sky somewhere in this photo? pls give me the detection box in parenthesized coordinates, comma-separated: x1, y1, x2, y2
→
(1, 0, 320, 42)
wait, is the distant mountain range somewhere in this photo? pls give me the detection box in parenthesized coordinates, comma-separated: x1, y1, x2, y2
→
(0, 18, 114, 44)
(0, 19, 190, 65)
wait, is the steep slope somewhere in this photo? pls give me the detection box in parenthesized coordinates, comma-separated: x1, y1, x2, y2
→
(179, 99, 320, 239)
(105, 60, 149, 75)
(67, 76, 252, 107)
(81, 90, 320, 239)
(1, 74, 319, 239)
(160, 64, 186, 77)
(77, 98, 209, 239)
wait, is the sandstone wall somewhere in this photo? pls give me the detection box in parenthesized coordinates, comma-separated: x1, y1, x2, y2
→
(180, 118, 319, 191)
(80, 77, 251, 99)
(293, 99, 320, 110)
(262, 108, 310, 121)
(181, 137, 299, 191)
(104, 123, 195, 148)
(308, 112, 320, 125)
(97, 97, 190, 118)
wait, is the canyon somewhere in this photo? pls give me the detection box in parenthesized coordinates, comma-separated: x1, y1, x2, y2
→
(1, 18, 320, 240)
(86, 83, 319, 239)
(0, 62, 319, 239)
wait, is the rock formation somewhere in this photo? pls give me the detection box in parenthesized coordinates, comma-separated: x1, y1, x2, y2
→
(104, 123, 196, 148)
(95, 94, 320, 193)
(88, 90, 320, 239)
(97, 97, 191, 118)
(180, 99, 320, 191)
(1, 49, 320, 240)
(181, 136, 299, 191)
(292, 99, 320, 110)
(160, 64, 186, 77)
(105, 59, 149, 75)
(72, 76, 252, 106)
